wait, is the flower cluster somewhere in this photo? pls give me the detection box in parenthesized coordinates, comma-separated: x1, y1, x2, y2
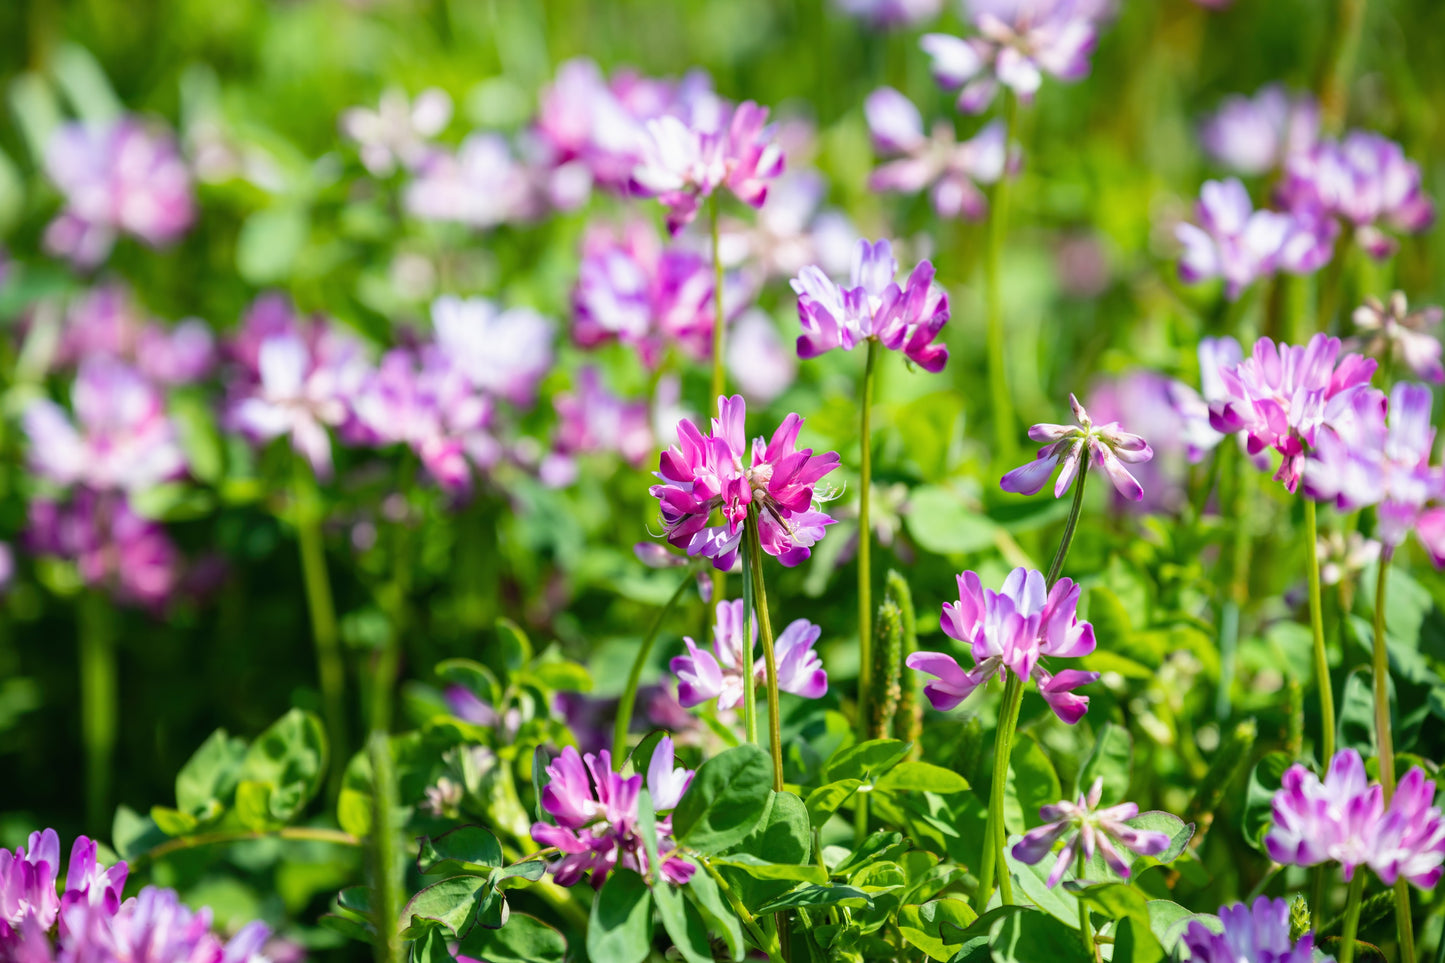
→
(1001, 394, 1153, 501)
(671, 599, 827, 710)
(1266, 749, 1445, 889)
(835, 0, 942, 28)
(1200, 84, 1319, 177)
(650, 395, 839, 570)
(531, 736, 696, 887)
(50, 285, 216, 386)
(1350, 291, 1444, 383)
(340, 86, 453, 177)
(1181, 898, 1318, 963)
(906, 567, 1098, 723)
(27, 491, 183, 609)
(1011, 778, 1173, 886)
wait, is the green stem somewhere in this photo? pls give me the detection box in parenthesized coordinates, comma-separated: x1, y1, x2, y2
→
(745, 506, 785, 793)
(1078, 849, 1094, 957)
(985, 94, 1018, 466)
(1304, 499, 1336, 764)
(368, 732, 403, 963)
(699, 856, 785, 963)
(740, 529, 760, 746)
(1045, 461, 1089, 587)
(613, 575, 694, 760)
(976, 673, 1024, 911)
(1373, 551, 1416, 963)
(857, 339, 880, 740)
(79, 589, 117, 833)
(1318, 0, 1368, 134)
(294, 456, 348, 797)
(1394, 878, 1417, 963)
(131, 827, 360, 871)
(1337, 870, 1367, 963)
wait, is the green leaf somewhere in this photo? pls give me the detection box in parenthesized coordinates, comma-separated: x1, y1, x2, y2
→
(991, 907, 1092, 963)
(1004, 734, 1061, 832)
(111, 805, 168, 861)
(1242, 752, 1292, 851)
(496, 619, 533, 674)
(1077, 723, 1132, 804)
(149, 806, 198, 837)
(1126, 812, 1193, 866)
(824, 738, 910, 783)
(236, 206, 309, 285)
(898, 899, 979, 962)
(338, 750, 373, 838)
(671, 744, 774, 853)
(169, 391, 227, 486)
(411, 921, 456, 963)
(402, 876, 486, 938)
(1336, 668, 1377, 756)
(732, 791, 811, 864)
(906, 486, 999, 555)
(1114, 916, 1168, 963)
(654, 881, 713, 963)
(418, 826, 504, 876)
(586, 868, 653, 963)
(1146, 900, 1211, 952)
(875, 761, 970, 794)
(685, 869, 744, 961)
(238, 709, 327, 822)
(233, 780, 274, 830)
(51, 44, 122, 122)
(756, 883, 871, 914)
(713, 855, 826, 883)
(457, 913, 566, 963)
(175, 729, 248, 819)
(1004, 841, 1078, 925)
(805, 779, 863, 828)
(435, 659, 501, 708)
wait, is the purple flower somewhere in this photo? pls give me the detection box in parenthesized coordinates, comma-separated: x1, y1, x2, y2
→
(790, 238, 950, 370)
(906, 567, 1098, 724)
(27, 492, 182, 610)
(531, 736, 696, 888)
(340, 87, 452, 177)
(403, 133, 540, 229)
(921, 0, 1106, 114)
(1181, 898, 1317, 963)
(671, 599, 827, 711)
(726, 310, 798, 404)
(718, 169, 854, 288)
(572, 220, 716, 368)
(542, 367, 676, 486)
(1207, 333, 1377, 493)
(1200, 85, 1319, 177)
(650, 395, 840, 570)
(1000, 393, 1153, 501)
(23, 359, 186, 494)
(1350, 292, 1444, 383)
(632, 101, 785, 234)
(42, 118, 195, 268)
(53, 285, 216, 385)
(1011, 777, 1173, 886)
(1085, 372, 1209, 513)
(1370, 766, 1445, 889)
(865, 87, 1011, 220)
(1279, 130, 1435, 260)
(430, 295, 553, 407)
(0, 830, 127, 941)
(834, 0, 943, 27)
(1175, 179, 1338, 299)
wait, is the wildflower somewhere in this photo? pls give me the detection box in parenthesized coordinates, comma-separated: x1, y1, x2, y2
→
(340, 86, 452, 177)
(632, 101, 785, 234)
(1266, 748, 1445, 888)
(1207, 333, 1377, 493)
(650, 395, 839, 570)
(1200, 84, 1319, 176)
(920, 0, 1107, 114)
(1350, 292, 1444, 383)
(1175, 178, 1337, 299)
(26, 492, 181, 610)
(834, 0, 943, 27)
(1181, 898, 1318, 963)
(1000, 393, 1153, 501)
(718, 169, 854, 288)
(530, 736, 696, 887)
(790, 238, 950, 370)
(906, 567, 1098, 724)
(0, 829, 128, 940)
(1084, 372, 1195, 513)
(865, 87, 1010, 220)
(671, 599, 827, 711)
(1317, 530, 1382, 586)
(403, 133, 540, 229)
(43, 118, 195, 268)
(430, 295, 554, 407)
(1011, 777, 1173, 886)
(726, 310, 797, 404)
(54, 285, 216, 385)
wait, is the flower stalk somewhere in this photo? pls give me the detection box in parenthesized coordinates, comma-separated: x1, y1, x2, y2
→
(1078, 849, 1094, 956)
(976, 671, 1024, 910)
(79, 589, 116, 833)
(613, 574, 694, 760)
(1336, 869, 1367, 963)
(745, 504, 786, 793)
(857, 339, 881, 741)
(1373, 550, 1418, 963)
(1304, 498, 1336, 764)
(709, 195, 728, 613)
(294, 454, 348, 798)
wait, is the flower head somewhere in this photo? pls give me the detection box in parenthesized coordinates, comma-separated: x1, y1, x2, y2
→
(430, 295, 554, 407)
(835, 0, 943, 27)
(1350, 292, 1444, 383)
(340, 86, 452, 177)
(1000, 393, 1153, 500)
(1011, 778, 1173, 886)
(1200, 85, 1319, 177)
(906, 567, 1098, 724)
(54, 285, 216, 386)
(1181, 897, 1318, 963)
(27, 492, 182, 610)
(531, 736, 696, 887)
(791, 238, 950, 370)
(650, 395, 839, 570)
(1, 830, 128, 941)
(671, 599, 827, 711)
(403, 133, 544, 229)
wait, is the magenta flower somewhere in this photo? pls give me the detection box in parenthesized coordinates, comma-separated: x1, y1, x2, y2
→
(1351, 292, 1444, 384)
(1175, 179, 1338, 299)
(1207, 333, 1377, 493)
(906, 567, 1098, 724)
(632, 101, 785, 234)
(921, 0, 1106, 114)
(340, 87, 452, 177)
(790, 238, 950, 370)
(834, 0, 943, 27)
(27, 492, 182, 610)
(1181, 898, 1317, 963)
(1000, 393, 1153, 501)
(671, 599, 827, 711)
(650, 395, 840, 570)
(54, 285, 216, 385)
(1011, 778, 1173, 886)
(572, 220, 717, 368)
(1280, 130, 1435, 260)
(531, 736, 696, 888)
(1085, 372, 1210, 513)
(542, 367, 677, 487)
(1200, 84, 1319, 177)
(23, 359, 186, 495)
(42, 118, 195, 268)
(0, 830, 127, 941)
(865, 88, 1010, 221)
(430, 295, 554, 407)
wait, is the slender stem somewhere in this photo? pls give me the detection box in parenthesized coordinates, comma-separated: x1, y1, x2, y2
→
(1045, 462, 1089, 587)
(985, 94, 1018, 465)
(1077, 849, 1094, 958)
(1394, 878, 1417, 963)
(745, 506, 785, 793)
(1304, 499, 1337, 764)
(1336, 870, 1367, 963)
(740, 532, 760, 746)
(1373, 551, 1416, 963)
(294, 456, 348, 797)
(1318, 0, 1368, 134)
(976, 673, 1023, 911)
(132, 827, 360, 870)
(79, 589, 117, 833)
(699, 856, 785, 963)
(368, 732, 403, 963)
(856, 339, 880, 741)
(613, 575, 694, 760)
(708, 195, 728, 614)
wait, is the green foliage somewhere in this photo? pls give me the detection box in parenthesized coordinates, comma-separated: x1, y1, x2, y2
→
(671, 744, 775, 853)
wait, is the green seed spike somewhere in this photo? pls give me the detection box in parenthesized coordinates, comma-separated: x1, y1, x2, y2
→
(885, 570, 921, 755)
(1184, 717, 1258, 847)
(1288, 895, 1310, 943)
(868, 599, 904, 742)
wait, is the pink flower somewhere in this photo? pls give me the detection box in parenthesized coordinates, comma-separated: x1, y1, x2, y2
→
(531, 737, 696, 888)
(1207, 333, 1377, 493)
(403, 133, 541, 229)
(726, 310, 797, 404)
(430, 295, 553, 407)
(1011, 777, 1173, 886)
(543, 367, 676, 487)
(42, 118, 195, 268)
(1000, 393, 1153, 501)
(0, 830, 128, 941)
(27, 492, 182, 610)
(1350, 291, 1444, 384)
(790, 238, 950, 370)
(340, 87, 452, 177)
(834, 0, 943, 27)
(649, 395, 840, 571)
(906, 566, 1098, 724)
(1200, 84, 1319, 177)
(671, 599, 827, 710)
(53, 285, 215, 385)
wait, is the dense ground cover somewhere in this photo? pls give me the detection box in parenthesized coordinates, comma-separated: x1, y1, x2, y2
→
(3, 0, 1445, 961)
